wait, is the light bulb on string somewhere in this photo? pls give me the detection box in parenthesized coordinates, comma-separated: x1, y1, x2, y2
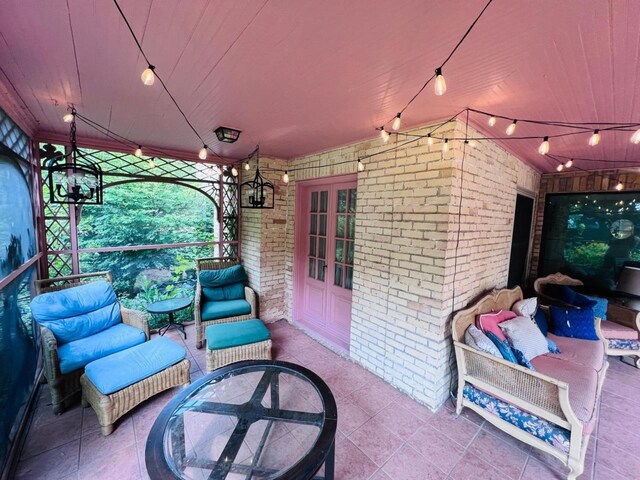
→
(538, 136, 550, 155)
(556, 164, 564, 172)
(217, 165, 224, 176)
(135, 146, 142, 158)
(615, 179, 624, 191)
(141, 65, 156, 86)
(434, 68, 447, 96)
(589, 130, 600, 146)
(198, 145, 208, 160)
(442, 139, 449, 153)
(488, 115, 496, 127)
(506, 120, 517, 136)
(282, 171, 289, 184)
(148, 158, 155, 169)
(427, 134, 434, 146)
(357, 159, 365, 172)
(631, 129, 640, 144)
(244, 162, 250, 171)
(231, 166, 238, 177)
(380, 128, 390, 144)
(63, 113, 74, 123)
(392, 113, 402, 131)
(565, 159, 573, 168)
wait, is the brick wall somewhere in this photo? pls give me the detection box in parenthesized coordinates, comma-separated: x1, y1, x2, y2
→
(243, 119, 541, 409)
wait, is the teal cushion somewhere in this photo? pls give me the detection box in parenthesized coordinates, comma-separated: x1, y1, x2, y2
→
(31, 281, 121, 344)
(201, 299, 251, 321)
(202, 281, 246, 302)
(199, 265, 247, 288)
(58, 323, 146, 374)
(84, 337, 186, 395)
(206, 319, 270, 350)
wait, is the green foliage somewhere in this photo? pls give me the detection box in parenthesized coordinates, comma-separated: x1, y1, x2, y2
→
(564, 242, 609, 271)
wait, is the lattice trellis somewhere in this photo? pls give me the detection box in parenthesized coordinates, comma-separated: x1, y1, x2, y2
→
(0, 107, 30, 160)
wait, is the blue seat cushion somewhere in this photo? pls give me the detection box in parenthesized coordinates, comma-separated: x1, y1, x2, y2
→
(201, 299, 251, 321)
(58, 323, 146, 374)
(200, 265, 247, 288)
(31, 281, 121, 344)
(206, 319, 270, 350)
(202, 281, 245, 302)
(84, 337, 186, 395)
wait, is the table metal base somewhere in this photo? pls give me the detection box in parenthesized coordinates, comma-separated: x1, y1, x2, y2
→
(158, 312, 186, 339)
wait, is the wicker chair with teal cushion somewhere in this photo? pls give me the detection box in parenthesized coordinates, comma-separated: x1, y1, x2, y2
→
(194, 257, 257, 349)
(31, 272, 149, 414)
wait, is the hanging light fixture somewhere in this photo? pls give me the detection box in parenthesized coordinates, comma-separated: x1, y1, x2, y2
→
(240, 146, 275, 209)
(615, 179, 624, 191)
(42, 108, 103, 205)
(141, 64, 156, 86)
(506, 120, 517, 136)
(198, 145, 208, 160)
(589, 129, 600, 146)
(631, 129, 640, 144)
(148, 158, 155, 169)
(231, 166, 239, 177)
(565, 159, 573, 168)
(442, 138, 449, 153)
(427, 133, 434, 146)
(357, 159, 365, 172)
(244, 161, 250, 171)
(380, 128, 390, 144)
(434, 67, 447, 96)
(135, 145, 143, 157)
(556, 164, 564, 172)
(488, 115, 496, 127)
(63, 112, 74, 123)
(214, 126, 242, 143)
(282, 171, 289, 184)
(392, 113, 402, 131)
(538, 136, 550, 155)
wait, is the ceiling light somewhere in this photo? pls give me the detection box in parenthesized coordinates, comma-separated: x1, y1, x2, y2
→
(141, 65, 155, 86)
(214, 126, 242, 143)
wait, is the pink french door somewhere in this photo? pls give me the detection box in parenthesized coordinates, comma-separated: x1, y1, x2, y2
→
(294, 175, 357, 352)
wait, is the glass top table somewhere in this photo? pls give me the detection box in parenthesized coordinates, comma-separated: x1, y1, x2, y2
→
(145, 360, 337, 480)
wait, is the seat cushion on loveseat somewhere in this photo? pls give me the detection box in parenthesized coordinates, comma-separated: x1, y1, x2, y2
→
(201, 299, 252, 321)
(530, 355, 599, 434)
(84, 337, 186, 395)
(31, 281, 121, 344)
(58, 323, 146, 374)
(600, 321, 639, 340)
(546, 334, 606, 373)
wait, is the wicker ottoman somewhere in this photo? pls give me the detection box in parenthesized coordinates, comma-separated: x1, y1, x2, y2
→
(80, 337, 191, 435)
(206, 319, 272, 372)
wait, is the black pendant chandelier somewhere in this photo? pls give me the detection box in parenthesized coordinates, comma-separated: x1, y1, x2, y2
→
(42, 108, 103, 204)
(240, 146, 274, 209)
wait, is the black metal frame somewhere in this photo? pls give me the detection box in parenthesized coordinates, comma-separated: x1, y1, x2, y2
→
(146, 360, 337, 480)
(239, 147, 274, 209)
(214, 126, 242, 144)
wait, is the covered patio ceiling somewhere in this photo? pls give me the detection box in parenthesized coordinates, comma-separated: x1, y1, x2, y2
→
(1, 0, 639, 172)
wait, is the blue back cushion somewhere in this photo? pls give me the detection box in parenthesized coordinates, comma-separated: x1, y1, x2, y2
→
(584, 295, 608, 320)
(549, 305, 599, 340)
(534, 308, 549, 337)
(30, 281, 121, 344)
(486, 332, 518, 364)
(200, 265, 248, 301)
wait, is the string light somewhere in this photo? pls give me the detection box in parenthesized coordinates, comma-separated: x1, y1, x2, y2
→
(140, 65, 155, 86)
(231, 166, 238, 177)
(538, 136, 549, 155)
(556, 164, 564, 172)
(434, 68, 447, 96)
(589, 129, 600, 146)
(615, 179, 624, 191)
(565, 159, 573, 168)
(427, 134, 434, 146)
(282, 171, 289, 183)
(357, 159, 365, 172)
(380, 128, 390, 144)
(392, 113, 402, 131)
(506, 120, 517, 136)
(632, 129, 640, 144)
(488, 115, 496, 127)
(63, 113, 74, 123)
(148, 158, 155, 169)
(244, 161, 250, 171)
(134, 145, 142, 157)
(198, 145, 208, 160)
(442, 138, 449, 153)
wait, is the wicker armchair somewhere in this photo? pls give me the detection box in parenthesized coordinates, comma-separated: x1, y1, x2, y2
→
(194, 257, 257, 349)
(34, 272, 150, 414)
(534, 272, 640, 367)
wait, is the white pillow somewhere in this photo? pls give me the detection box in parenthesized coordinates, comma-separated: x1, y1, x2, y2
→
(513, 297, 537, 318)
(499, 316, 549, 361)
(464, 325, 502, 358)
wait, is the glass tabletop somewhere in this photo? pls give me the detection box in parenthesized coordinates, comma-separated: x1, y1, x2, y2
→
(146, 296, 192, 314)
(146, 361, 337, 480)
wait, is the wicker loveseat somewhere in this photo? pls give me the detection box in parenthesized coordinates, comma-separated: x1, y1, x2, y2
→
(33, 272, 150, 414)
(534, 272, 640, 367)
(194, 257, 257, 349)
(452, 287, 608, 480)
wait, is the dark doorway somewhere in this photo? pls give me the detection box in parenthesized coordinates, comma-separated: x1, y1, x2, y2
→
(508, 194, 535, 288)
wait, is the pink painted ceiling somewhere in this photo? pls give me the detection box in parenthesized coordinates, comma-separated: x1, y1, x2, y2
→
(1, 0, 640, 172)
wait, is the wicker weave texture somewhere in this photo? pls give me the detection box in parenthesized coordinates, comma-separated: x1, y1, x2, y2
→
(80, 359, 191, 435)
(206, 339, 272, 372)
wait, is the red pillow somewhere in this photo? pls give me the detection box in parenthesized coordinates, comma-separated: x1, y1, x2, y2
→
(476, 310, 517, 341)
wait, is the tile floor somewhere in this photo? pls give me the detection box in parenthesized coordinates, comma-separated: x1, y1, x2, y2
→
(15, 320, 640, 480)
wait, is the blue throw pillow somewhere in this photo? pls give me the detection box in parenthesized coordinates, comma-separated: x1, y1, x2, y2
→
(511, 347, 536, 370)
(202, 281, 246, 302)
(199, 265, 247, 288)
(547, 338, 561, 354)
(533, 308, 548, 337)
(549, 305, 599, 341)
(584, 295, 608, 320)
(486, 332, 518, 364)
(572, 292, 597, 310)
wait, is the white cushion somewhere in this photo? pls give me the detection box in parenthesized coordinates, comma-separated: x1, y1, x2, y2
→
(512, 297, 537, 318)
(464, 325, 502, 358)
(499, 316, 549, 361)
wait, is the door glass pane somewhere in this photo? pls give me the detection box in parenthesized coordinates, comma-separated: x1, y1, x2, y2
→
(317, 260, 326, 281)
(334, 264, 343, 287)
(345, 266, 353, 290)
(337, 189, 347, 213)
(318, 238, 326, 259)
(308, 258, 316, 278)
(311, 192, 318, 212)
(335, 240, 344, 263)
(309, 237, 316, 257)
(347, 216, 355, 239)
(336, 215, 345, 238)
(319, 215, 327, 236)
(310, 214, 317, 234)
(320, 191, 328, 212)
(348, 189, 357, 213)
(346, 241, 354, 264)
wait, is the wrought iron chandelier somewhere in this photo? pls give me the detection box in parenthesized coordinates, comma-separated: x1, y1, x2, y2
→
(42, 108, 103, 204)
(239, 146, 274, 209)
